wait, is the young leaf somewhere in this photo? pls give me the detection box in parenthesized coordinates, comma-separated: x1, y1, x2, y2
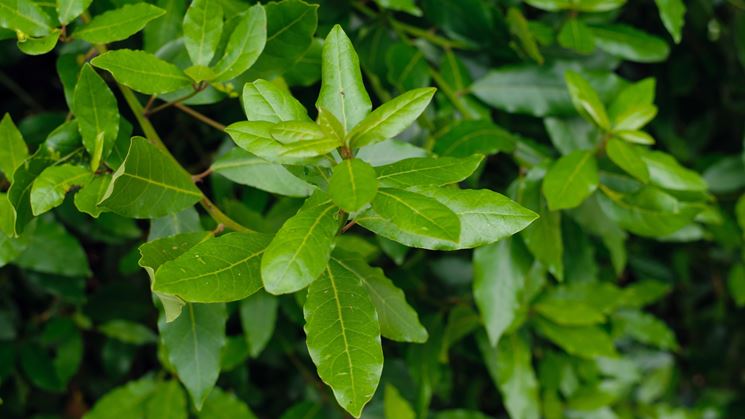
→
(359, 187, 537, 250)
(329, 159, 378, 212)
(303, 258, 383, 418)
(159, 303, 226, 410)
(183, 0, 223, 67)
(73, 3, 165, 44)
(242, 79, 310, 123)
(0, 0, 53, 37)
(558, 18, 595, 54)
(153, 232, 271, 303)
(616, 129, 655, 145)
(564, 71, 610, 130)
(17, 30, 60, 55)
(474, 238, 531, 347)
(57, 0, 92, 25)
(655, 0, 685, 44)
(375, 155, 483, 188)
(261, 194, 338, 295)
(606, 138, 649, 182)
(72, 64, 120, 168)
(211, 4, 266, 82)
(542, 150, 599, 210)
(30, 164, 91, 216)
(591, 24, 670, 63)
(211, 148, 313, 197)
(506, 7, 543, 64)
(640, 150, 707, 191)
(432, 119, 517, 158)
(0, 114, 29, 182)
(92, 50, 192, 95)
(612, 104, 657, 131)
(384, 385, 416, 419)
(348, 88, 436, 148)
(100, 137, 202, 219)
(316, 24, 372, 133)
(608, 78, 656, 125)
(239, 290, 278, 358)
(371, 188, 460, 243)
(331, 250, 428, 343)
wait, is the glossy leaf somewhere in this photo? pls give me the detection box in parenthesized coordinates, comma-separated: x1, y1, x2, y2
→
(211, 148, 313, 197)
(0, 114, 29, 181)
(183, 0, 223, 67)
(655, 0, 685, 43)
(198, 387, 257, 419)
(372, 188, 460, 243)
(239, 290, 278, 358)
(153, 232, 271, 303)
(606, 138, 649, 182)
(329, 159, 378, 212)
(303, 257, 383, 418)
(261, 194, 338, 294)
(565, 71, 610, 129)
(57, 0, 92, 25)
(100, 137, 202, 219)
(30, 164, 91, 215)
(72, 64, 120, 169)
(375, 155, 483, 188)
(640, 150, 707, 192)
(73, 173, 111, 217)
(432, 119, 516, 158)
(92, 50, 192, 95)
(533, 318, 617, 358)
(542, 150, 599, 210)
(591, 24, 670, 63)
(7, 148, 55, 236)
(83, 377, 157, 419)
(17, 30, 59, 55)
(241, 79, 310, 123)
(0, 0, 53, 37)
(317, 24, 372, 133)
(211, 5, 266, 82)
(558, 18, 595, 54)
(73, 3, 165, 44)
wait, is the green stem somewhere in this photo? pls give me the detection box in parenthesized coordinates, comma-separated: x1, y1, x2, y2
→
(429, 67, 475, 120)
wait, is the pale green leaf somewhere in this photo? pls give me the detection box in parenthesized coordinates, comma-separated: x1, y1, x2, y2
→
(261, 193, 338, 295)
(241, 79, 309, 123)
(159, 303, 226, 410)
(72, 64, 120, 165)
(640, 150, 707, 192)
(0, 0, 53, 37)
(349, 87, 436, 148)
(384, 385, 416, 419)
(608, 78, 656, 126)
(183, 0, 223, 66)
(606, 138, 649, 182)
(0, 114, 29, 181)
(303, 258, 383, 418)
(153, 232, 271, 303)
(565, 71, 610, 129)
(375, 155, 483, 188)
(616, 129, 655, 145)
(371, 187, 460, 243)
(317, 24, 372, 133)
(655, 0, 685, 43)
(329, 159, 378, 212)
(73, 3, 165, 44)
(331, 250, 427, 343)
(211, 4, 266, 82)
(211, 148, 313, 197)
(100, 137, 202, 219)
(83, 377, 156, 419)
(239, 290, 278, 357)
(74, 174, 111, 218)
(16, 30, 59, 55)
(57, 0, 92, 25)
(270, 121, 325, 144)
(92, 50, 192, 95)
(30, 164, 91, 215)
(542, 150, 599, 210)
(375, 0, 421, 16)
(143, 0, 186, 53)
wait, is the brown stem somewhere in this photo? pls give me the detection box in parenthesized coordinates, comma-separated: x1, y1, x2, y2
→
(146, 83, 207, 116)
(341, 220, 357, 233)
(173, 103, 226, 131)
(191, 167, 213, 182)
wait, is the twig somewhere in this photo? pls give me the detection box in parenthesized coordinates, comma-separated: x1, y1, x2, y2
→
(173, 103, 226, 131)
(341, 220, 357, 233)
(146, 83, 207, 116)
(191, 167, 213, 182)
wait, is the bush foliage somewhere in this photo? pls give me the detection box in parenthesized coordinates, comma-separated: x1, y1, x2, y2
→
(0, 0, 744, 418)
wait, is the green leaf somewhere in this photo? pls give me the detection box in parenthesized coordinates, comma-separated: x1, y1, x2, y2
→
(317, 24, 372, 133)
(92, 50, 192, 95)
(616, 129, 655, 145)
(72, 64, 120, 168)
(139, 231, 213, 279)
(30, 164, 91, 216)
(359, 187, 537, 250)
(239, 290, 278, 358)
(153, 232, 271, 303)
(303, 257, 383, 418)
(432, 119, 516, 158)
(7, 148, 56, 236)
(331, 250, 427, 343)
(211, 148, 313, 197)
(375, 0, 421, 16)
(564, 71, 610, 129)
(329, 159, 378, 212)
(478, 333, 540, 419)
(606, 138, 649, 182)
(242, 79, 310, 123)
(143, 0, 186, 53)
(558, 18, 595, 54)
(534, 281, 622, 326)
(655, 0, 685, 43)
(533, 318, 617, 358)
(74, 174, 112, 217)
(639, 150, 707, 192)
(348, 87, 436, 148)
(474, 238, 531, 347)
(728, 263, 745, 307)
(73, 3, 165, 44)
(0, 114, 29, 181)
(15, 216, 91, 277)
(375, 155, 483, 188)
(247, 0, 318, 77)
(270, 121, 326, 144)
(16, 30, 60, 55)
(198, 387, 257, 419)
(386, 43, 430, 92)
(211, 4, 266, 82)
(83, 377, 157, 419)
(159, 303, 226, 410)
(384, 385, 416, 419)
(261, 193, 338, 295)
(98, 319, 157, 345)
(372, 188, 460, 243)
(57, 0, 92, 25)
(100, 137, 202, 219)
(522, 174, 564, 280)
(612, 310, 678, 350)
(597, 185, 700, 237)
(542, 150, 599, 210)
(145, 380, 188, 419)
(608, 78, 656, 121)
(0, 0, 53, 37)
(506, 7, 543, 64)
(524, 0, 626, 12)
(183, 0, 223, 67)
(591, 24, 670, 63)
